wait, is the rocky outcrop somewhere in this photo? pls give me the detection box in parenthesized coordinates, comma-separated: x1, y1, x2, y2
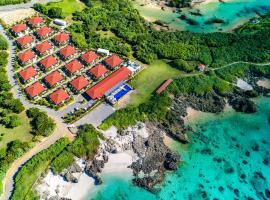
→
(130, 123, 180, 191)
(229, 97, 257, 113)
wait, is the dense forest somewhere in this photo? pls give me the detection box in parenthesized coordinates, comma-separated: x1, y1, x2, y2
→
(0, 0, 29, 6)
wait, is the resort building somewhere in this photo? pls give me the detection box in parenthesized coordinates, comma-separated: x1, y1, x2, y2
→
(39, 55, 59, 71)
(59, 45, 77, 60)
(64, 59, 83, 76)
(18, 50, 36, 65)
(126, 60, 141, 75)
(28, 16, 44, 28)
(11, 23, 28, 37)
(44, 71, 64, 88)
(156, 79, 173, 94)
(97, 48, 110, 56)
(49, 88, 70, 105)
(18, 66, 38, 83)
(35, 41, 54, 56)
(80, 51, 99, 66)
(69, 75, 90, 93)
(36, 26, 53, 39)
(104, 54, 123, 69)
(54, 32, 70, 46)
(86, 67, 131, 100)
(88, 64, 108, 80)
(198, 64, 206, 72)
(16, 35, 34, 49)
(25, 81, 46, 98)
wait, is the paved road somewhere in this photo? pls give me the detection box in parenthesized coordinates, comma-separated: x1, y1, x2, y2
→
(0, 25, 74, 200)
(0, 0, 60, 11)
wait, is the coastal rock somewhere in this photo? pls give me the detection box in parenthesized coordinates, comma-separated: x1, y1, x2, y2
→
(229, 97, 257, 113)
(64, 172, 78, 183)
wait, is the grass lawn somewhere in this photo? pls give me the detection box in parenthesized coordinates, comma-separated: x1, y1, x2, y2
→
(0, 111, 33, 148)
(129, 60, 181, 106)
(45, 0, 86, 19)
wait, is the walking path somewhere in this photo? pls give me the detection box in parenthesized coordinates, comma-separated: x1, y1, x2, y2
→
(0, 25, 74, 200)
(0, 0, 59, 11)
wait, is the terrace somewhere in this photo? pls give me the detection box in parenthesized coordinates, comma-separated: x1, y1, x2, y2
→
(9, 15, 141, 124)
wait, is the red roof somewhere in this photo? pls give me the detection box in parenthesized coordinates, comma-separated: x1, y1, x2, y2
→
(54, 33, 69, 43)
(12, 23, 27, 33)
(65, 60, 82, 74)
(36, 26, 52, 37)
(16, 35, 33, 47)
(35, 41, 53, 54)
(40, 55, 58, 70)
(59, 45, 76, 59)
(25, 81, 45, 97)
(28, 16, 43, 26)
(44, 71, 64, 87)
(81, 51, 99, 63)
(156, 79, 173, 94)
(70, 76, 89, 92)
(18, 66, 37, 81)
(89, 64, 108, 79)
(49, 88, 69, 105)
(105, 54, 122, 68)
(86, 67, 131, 99)
(18, 50, 35, 63)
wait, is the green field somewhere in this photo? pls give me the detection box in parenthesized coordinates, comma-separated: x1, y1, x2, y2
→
(129, 60, 181, 106)
(45, 0, 86, 19)
(0, 111, 33, 148)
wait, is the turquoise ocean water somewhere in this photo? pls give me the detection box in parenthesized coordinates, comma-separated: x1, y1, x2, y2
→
(88, 97, 270, 200)
(133, 0, 270, 32)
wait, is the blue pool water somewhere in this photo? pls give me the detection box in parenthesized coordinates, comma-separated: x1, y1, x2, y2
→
(87, 97, 270, 200)
(114, 85, 132, 101)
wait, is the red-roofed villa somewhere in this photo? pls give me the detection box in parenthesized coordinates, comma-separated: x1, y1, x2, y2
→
(16, 35, 34, 49)
(28, 16, 44, 28)
(35, 41, 53, 56)
(18, 50, 36, 65)
(69, 76, 90, 93)
(39, 55, 59, 71)
(25, 81, 46, 98)
(11, 23, 28, 37)
(105, 54, 123, 69)
(18, 66, 38, 83)
(54, 33, 70, 46)
(88, 64, 108, 80)
(44, 71, 64, 87)
(64, 59, 83, 75)
(36, 26, 52, 39)
(59, 45, 77, 60)
(49, 88, 70, 105)
(80, 51, 99, 65)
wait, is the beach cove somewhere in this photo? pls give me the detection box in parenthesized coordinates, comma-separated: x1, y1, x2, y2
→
(133, 0, 270, 32)
(86, 97, 270, 200)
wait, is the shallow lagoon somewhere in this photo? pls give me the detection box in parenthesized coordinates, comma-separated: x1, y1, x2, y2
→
(133, 0, 270, 32)
(88, 98, 270, 200)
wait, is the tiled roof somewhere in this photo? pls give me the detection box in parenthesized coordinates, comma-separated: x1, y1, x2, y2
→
(18, 66, 37, 81)
(59, 45, 76, 58)
(35, 41, 53, 54)
(65, 60, 82, 74)
(18, 50, 35, 63)
(39, 55, 58, 70)
(25, 81, 45, 97)
(12, 23, 27, 33)
(70, 76, 89, 92)
(36, 26, 52, 37)
(54, 32, 69, 43)
(49, 88, 69, 105)
(105, 54, 122, 68)
(16, 35, 33, 47)
(81, 51, 99, 63)
(28, 16, 43, 26)
(89, 64, 108, 79)
(86, 67, 131, 99)
(44, 71, 64, 87)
